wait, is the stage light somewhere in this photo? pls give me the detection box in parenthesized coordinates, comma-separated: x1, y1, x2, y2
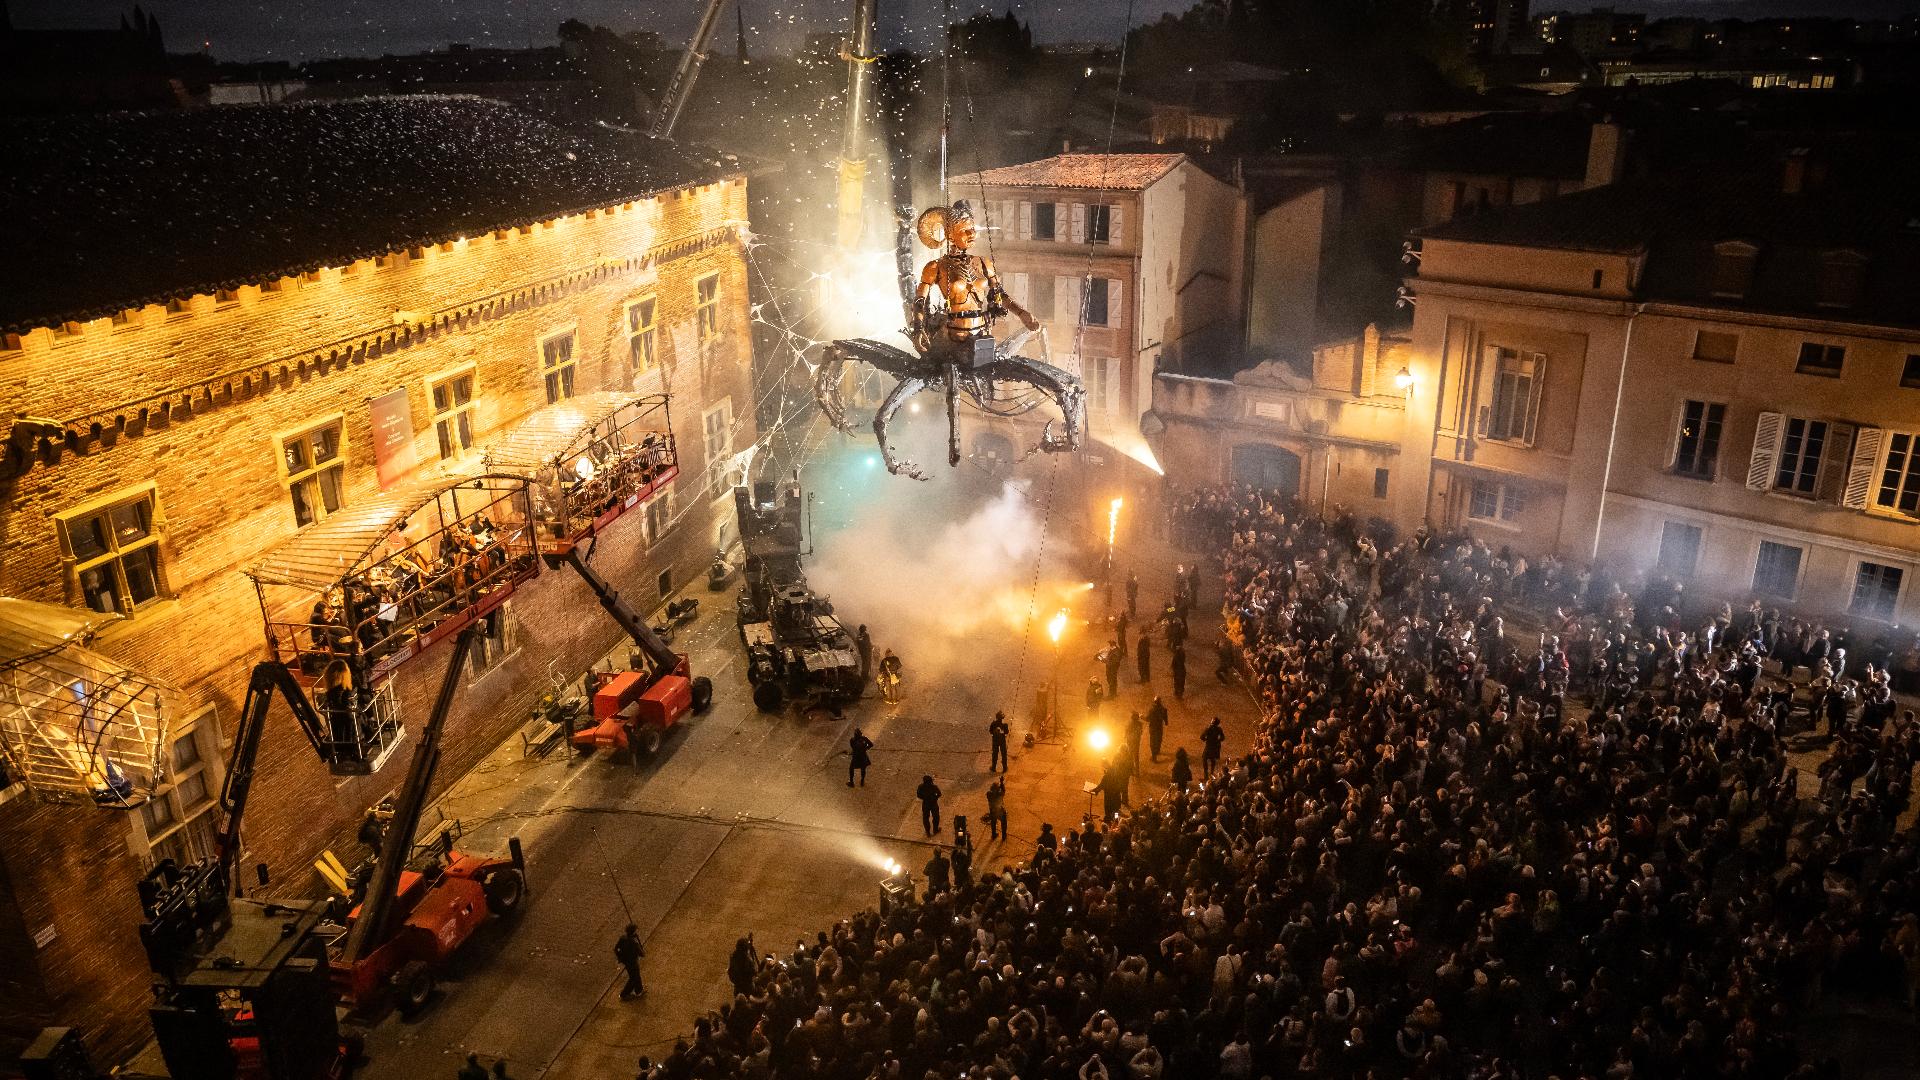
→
(1046, 608, 1069, 645)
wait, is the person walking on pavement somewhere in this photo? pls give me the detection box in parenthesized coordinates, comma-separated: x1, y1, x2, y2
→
(614, 923, 646, 1000)
(1171, 747, 1194, 793)
(855, 624, 873, 681)
(1100, 640, 1122, 698)
(728, 936, 757, 998)
(1201, 717, 1226, 779)
(985, 778, 1007, 840)
(916, 774, 943, 836)
(988, 711, 1010, 772)
(1085, 679, 1105, 730)
(1171, 643, 1188, 700)
(847, 729, 873, 787)
(1146, 696, 1168, 761)
(1113, 610, 1130, 655)
(1126, 571, 1139, 617)
(1136, 633, 1153, 684)
(1124, 710, 1144, 773)
(458, 1054, 488, 1080)
(876, 648, 904, 704)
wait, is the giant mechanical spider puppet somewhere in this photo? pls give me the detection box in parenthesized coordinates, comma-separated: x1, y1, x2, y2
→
(816, 200, 1086, 479)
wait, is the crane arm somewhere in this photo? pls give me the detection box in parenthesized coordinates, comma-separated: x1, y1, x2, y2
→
(560, 547, 681, 679)
(217, 661, 346, 890)
(340, 626, 481, 963)
(650, 0, 733, 140)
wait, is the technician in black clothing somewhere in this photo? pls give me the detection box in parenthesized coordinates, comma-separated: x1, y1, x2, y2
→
(1201, 717, 1226, 779)
(1170, 644, 1188, 700)
(1136, 634, 1153, 684)
(987, 711, 1010, 772)
(614, 924, 645, 999)
(847, 729, 874, 787)
(922, 848, 950, 898)
(915, 774, 942, 836)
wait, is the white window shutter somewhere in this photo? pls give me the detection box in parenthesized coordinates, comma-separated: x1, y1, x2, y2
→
(1109, 204, 1125, 245)
(1058, 275, 1081, 326)
(1523, 352, 1546, 446)
(1019, 201, 1033, 240)
(1071, 202, 1087, 243)
(1008, 272, 1028, 305)
(1108, 279, 1124, 329)
(1747, 411, 1784, 490)
(1844, 426, 1884, 509)
(1473, 346, 1501, 438)
(1106, 357, 1124, 414)
(1817, 422, 1855, 503)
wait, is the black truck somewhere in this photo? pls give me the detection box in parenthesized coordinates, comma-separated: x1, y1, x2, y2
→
(733, 476, 864, 712)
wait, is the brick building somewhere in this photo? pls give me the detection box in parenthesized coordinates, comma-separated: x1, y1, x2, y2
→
(0, 96, 753, 1064)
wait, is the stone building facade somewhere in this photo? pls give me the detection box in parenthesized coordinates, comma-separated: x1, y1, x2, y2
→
(0, 97, 754, 1065)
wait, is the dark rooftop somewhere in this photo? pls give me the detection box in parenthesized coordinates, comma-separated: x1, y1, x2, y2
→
(1416, 144, 1920, 328)
(0, 95, 741, 335)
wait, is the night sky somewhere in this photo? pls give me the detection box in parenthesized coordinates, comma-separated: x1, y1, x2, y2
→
(8, 0, 1917, 63)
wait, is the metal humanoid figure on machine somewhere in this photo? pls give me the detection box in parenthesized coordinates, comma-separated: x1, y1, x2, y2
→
(816, 200, 1086, 480)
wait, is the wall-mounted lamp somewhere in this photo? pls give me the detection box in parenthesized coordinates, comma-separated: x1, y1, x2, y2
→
(1394, 367, 1415, 392)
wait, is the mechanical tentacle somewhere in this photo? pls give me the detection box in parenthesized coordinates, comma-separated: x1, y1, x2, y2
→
(813, 345, 856, 436)
(981, 355, 1086, 456)
(873, 376, 931, 480)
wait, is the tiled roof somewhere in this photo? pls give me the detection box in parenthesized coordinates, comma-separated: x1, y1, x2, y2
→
(950, 153, 1186, 192)
(0, 95, 741, 335)
(1416, 147, 1920, 327)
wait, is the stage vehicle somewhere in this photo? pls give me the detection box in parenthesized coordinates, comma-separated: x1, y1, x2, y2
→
(137, 626, 525, 1080)
(557, 547, 715, 757)
(733, 477, 864, 712)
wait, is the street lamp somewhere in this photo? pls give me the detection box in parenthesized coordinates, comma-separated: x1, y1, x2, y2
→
(1046, 608, 1069, 739)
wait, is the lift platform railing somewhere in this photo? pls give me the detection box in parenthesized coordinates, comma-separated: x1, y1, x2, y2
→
(250, 476, 538, 687)
(481, 392, 679, 554)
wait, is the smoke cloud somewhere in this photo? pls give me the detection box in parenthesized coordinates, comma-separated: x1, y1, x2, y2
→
(806, 450, 1085, 690)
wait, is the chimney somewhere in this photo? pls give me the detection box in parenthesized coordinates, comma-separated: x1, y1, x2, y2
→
(1584, 120, 1625, 190)
(1358, 323, 1381, 397)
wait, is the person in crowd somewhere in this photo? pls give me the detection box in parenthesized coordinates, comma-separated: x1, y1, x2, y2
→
(1199, 717, 1225, 779)
(632, 483, 1918, 1080)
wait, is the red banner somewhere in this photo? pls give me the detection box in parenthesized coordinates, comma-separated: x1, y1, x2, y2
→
(369, 387, 417, 490)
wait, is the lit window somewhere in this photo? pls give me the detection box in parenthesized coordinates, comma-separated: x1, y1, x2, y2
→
(1795, 341, 1844, 377)
(1467, 480, 1526, 522)
(696, 274, 720, 343)
(1481, 348, 1542, 444)
(57, 487, 168, 615)
(1851, 562, 1904, 621)
(1876, 432, 1920, 518)
(626, 296, 658, 373)
(137, 709, 223, 869)
(429, 366, 477, 461)
(540, 330, 577, 403)
(278, 417, 346, 527)
(1752, 540, 1802, 599)
(702, 398, 734, 499)
(644, 487, 675, 547)
(1773, 417, 1826, 495)
(1672, 400, 1725, 479)
(1692, 330, 1738, 363)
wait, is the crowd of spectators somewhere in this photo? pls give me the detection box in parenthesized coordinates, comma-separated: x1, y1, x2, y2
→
(638, 486, 1920, 1080)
